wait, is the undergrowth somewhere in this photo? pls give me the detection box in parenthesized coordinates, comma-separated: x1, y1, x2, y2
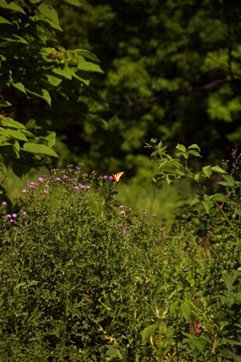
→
(0, 146, 241, 361)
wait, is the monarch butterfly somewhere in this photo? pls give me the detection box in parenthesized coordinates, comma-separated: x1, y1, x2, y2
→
(112, 171, 125, 183)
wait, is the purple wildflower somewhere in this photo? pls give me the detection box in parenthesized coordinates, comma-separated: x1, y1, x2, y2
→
(28, 182, 36, 189)
(12, 213, 17, 219)
(38, 177, 44, 183)
(1, 201, 7, 207)
(21, 189, 27, 194)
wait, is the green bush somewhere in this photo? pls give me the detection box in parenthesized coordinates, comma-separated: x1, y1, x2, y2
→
(0, 166, 163, 360)
(1, 159, 241, 361)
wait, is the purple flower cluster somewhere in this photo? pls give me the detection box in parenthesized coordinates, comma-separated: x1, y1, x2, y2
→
(6, 213, 17, 223)
(73, 183, 90, 191)
(101, 175, 114, 182)
(118, 205, 132, 216)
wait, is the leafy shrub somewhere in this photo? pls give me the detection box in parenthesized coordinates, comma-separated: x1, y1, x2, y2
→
(1, 154, 241, 361)
(141, 141, 241, 361)
(0, 166, 164, 361)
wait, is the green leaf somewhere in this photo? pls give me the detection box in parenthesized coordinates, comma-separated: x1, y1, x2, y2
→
(1, 34, 28, 45)
(201, 199, 213, 213)
(202, 165, 212, 178)
(26, 87, 51, 106)
(63, 0, 82, 6)
(0, 100, 12, 107)
(218, 175, 235, 187)
(78, 60, 104, 73)
(39, 132, 56, 148)
(188, 144, 201, 151)
(183, 333, 211, 352)
(22, 143, 58, 157)
(0, 134, 11, 146)
(72, 72, 90, 86)
(1, 117, 26, 129)
(52, 66, 73, 80)
(180, 300, 198, 321)
(165, 326, 175, 339)
(0, 128, 28, 142)
(188, 150, 202, 158)
(211, 165, 226, 174)
(75, 48, 99, 62)
(11, 82, 26, 94)
(0, 16, 11, 24)
(46, 74, 62, 87)
(142, 322, 159, 343)
(0, 0, 26, 14)
(41, 89, 51, 106)
(176, 144, 186, 152)
(37, 3, 62, 31)
(209, 193, 227, 203)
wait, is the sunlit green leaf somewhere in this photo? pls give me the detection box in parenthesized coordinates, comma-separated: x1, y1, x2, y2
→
(1, 117, 26, 129)
(26, 87, 52, 106)
(11, 82, 26, 94)
(176, 144, 186, 152)
(37, 3, 62, 31)
(22, 142, 58, 157)
(78, 60, 104, 73)
(52, 66, 73, 80)
(0, 128, 28, 141)
(0, 0, 26, 14)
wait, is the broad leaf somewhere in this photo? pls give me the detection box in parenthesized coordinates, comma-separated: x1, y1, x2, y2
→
(180, 300, 198, 321)
(46, 74, 62, 87)
(1, 117, 26, 129)
(78, 60, 104, 73)
(0, 128, 28, 142)
(0, 0, 26, 14)
(11, 82, 26, 94)
(26, 87, 52, 106)
(176, 144, 186, 152)
(52, 66, 73, 80)
(142, 322, 159, 343)
(37, 3, 62, 31)
(22, 143, 58, 157)
(211, 165, 226, 174)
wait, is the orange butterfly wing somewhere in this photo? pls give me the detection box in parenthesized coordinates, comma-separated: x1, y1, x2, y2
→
(112, 171, 125, 183)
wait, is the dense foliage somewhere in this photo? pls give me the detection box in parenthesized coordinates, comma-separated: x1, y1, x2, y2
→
(54, 0, 241, 172)
(0, 157, 241, 361)
(0, 0, 103, 196)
